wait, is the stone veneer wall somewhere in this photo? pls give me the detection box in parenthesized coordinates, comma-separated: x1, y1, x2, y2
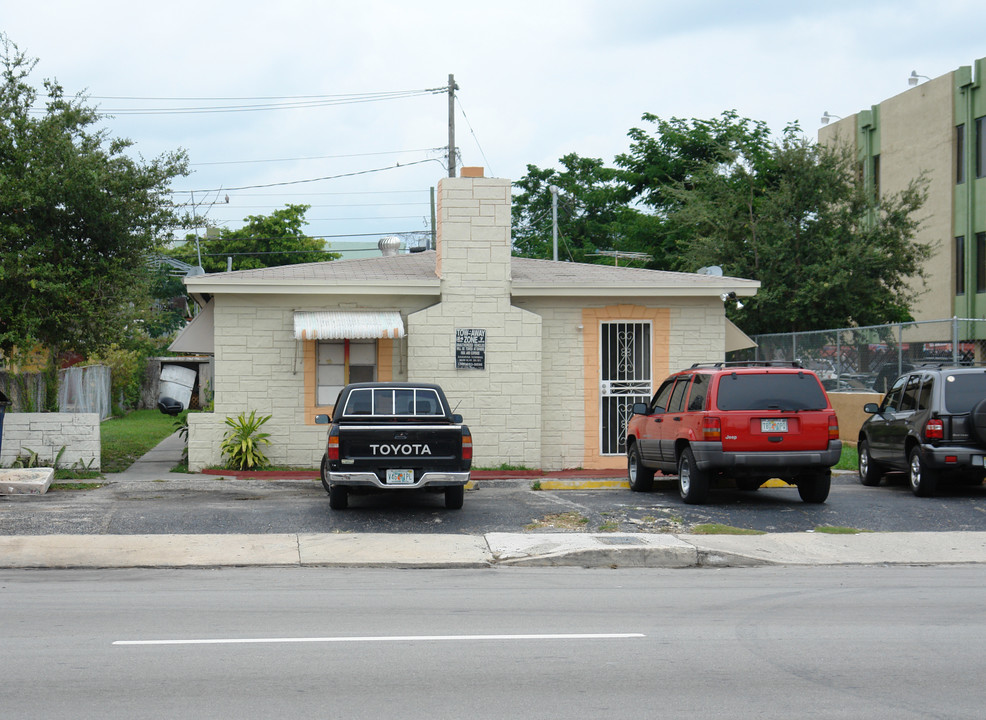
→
(0, 413, 100, 469)
(409, 175, 542, 468)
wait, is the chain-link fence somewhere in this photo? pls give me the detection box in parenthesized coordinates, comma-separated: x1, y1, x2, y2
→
(728, 318, 986, 394)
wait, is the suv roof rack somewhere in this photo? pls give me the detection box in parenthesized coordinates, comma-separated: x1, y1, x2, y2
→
(689, 360, 805, 369)
(912, 361, 986, 369)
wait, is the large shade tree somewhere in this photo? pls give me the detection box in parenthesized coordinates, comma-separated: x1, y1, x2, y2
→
(511, 111, 930, 334)
(663, 126, 931, 334)
(0, 37, 189, 372)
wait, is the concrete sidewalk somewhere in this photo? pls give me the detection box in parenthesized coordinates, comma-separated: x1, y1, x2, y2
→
(3, 530, 986, 569)
(3, 434, 986, 570)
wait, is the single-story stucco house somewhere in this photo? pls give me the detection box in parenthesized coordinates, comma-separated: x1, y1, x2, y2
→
(174, 170, 759, 473)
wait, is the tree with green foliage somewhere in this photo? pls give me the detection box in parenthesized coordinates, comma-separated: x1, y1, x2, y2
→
(511, 153, 657, 265)
(167, 204, 337, 272)
(512, 110, 931, 334)
(664, 126, 930, 334)
(0, 37, 189, 380)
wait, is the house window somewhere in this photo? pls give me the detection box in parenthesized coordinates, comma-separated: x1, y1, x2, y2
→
(956, 236, 965, 295)
(316, 339, 377, 406)
(957, 124, 966, 184)
(978, 233, 986, 294)
(977, 116, 986, 179)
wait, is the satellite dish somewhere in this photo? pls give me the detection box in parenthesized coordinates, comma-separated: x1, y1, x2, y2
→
(698, 265, 723, 276)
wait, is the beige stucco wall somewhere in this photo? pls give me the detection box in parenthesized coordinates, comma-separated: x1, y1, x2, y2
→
(829, 391, 882, 445)
(880, 74, 955, 327)
(820, 74, 956, 330)
(513, 297, 727, 471)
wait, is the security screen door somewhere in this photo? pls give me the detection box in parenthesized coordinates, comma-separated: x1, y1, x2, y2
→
(600, 321, 652, 455)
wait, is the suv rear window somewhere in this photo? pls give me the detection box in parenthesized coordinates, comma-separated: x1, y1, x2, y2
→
(716, 373, 828, 411)
(943, 372, 986, 414)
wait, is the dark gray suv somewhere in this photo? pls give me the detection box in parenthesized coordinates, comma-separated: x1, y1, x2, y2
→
(858, 365, 986, 496)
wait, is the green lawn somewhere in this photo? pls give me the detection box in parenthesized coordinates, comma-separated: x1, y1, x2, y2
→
(100, 409, 178, 473)
(835, 443, 858, 472)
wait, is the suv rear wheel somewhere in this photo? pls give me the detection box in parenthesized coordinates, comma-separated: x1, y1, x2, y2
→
(857, 439, 883, 487)
(627, 443, 655, 492)
(796, 470, 831, 503)
(677, 447, 709, 504)
(908, 447, 938, 497)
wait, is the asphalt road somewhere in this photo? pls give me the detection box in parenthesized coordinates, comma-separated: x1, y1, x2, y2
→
(2, 565, 985, 719)
(3, 471, 986, 535)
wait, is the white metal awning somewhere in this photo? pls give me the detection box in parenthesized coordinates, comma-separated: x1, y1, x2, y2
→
(725, 318, 757, 352)
(168, 300, 215, 354)
(293, 311, 405, 340)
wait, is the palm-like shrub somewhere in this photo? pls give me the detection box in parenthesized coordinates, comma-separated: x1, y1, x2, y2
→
(220, 411, 272, 470)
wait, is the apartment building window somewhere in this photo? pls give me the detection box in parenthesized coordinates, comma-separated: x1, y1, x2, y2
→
(977, 116, 986, 178)
(978, 233, 986, 293)
(872, 154, 881, 200)
(956, 236, 965, 295)
(957, 124, 966, 183)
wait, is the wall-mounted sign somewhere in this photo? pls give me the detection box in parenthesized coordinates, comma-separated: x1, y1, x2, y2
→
(455, 328, 486, 370)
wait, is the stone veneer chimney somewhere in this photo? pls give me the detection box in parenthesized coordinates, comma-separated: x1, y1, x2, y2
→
(408, 170, 542, 468)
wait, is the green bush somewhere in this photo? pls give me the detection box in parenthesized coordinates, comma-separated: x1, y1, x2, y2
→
(220, 411, 272, 470)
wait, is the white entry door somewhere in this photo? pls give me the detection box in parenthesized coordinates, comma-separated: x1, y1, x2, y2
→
(600, 322, 652, 455)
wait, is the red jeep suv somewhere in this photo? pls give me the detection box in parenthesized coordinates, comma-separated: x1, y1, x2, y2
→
(625, 362, 841, 504)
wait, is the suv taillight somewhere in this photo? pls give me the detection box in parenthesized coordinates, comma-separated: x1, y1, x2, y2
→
(702, 417, 721, 442)
(462, 429, 473, 461)
(828, 414, 840, 441)
(924, 418, 944, 441)
(327, 428, 340, 461)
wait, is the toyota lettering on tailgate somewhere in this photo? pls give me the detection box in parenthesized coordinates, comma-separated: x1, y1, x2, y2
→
(370, 443, 432, 456)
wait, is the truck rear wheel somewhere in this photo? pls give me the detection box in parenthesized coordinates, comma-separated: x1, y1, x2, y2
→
(444, 485, 464, 509)
(319, 454, 331, 494)
(329, 484, 349, 510)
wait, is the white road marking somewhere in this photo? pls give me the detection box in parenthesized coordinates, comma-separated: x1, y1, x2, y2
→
(114, 632, 645, 646)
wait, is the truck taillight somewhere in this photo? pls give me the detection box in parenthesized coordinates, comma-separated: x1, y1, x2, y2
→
(702, 417, 721, 442)
(924, 418, 944, 441)
(829, 414, 840, 441)
(327, 430, 339, 461)
(462, 430, 472, 461)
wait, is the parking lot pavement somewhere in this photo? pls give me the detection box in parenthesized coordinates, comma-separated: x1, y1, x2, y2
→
(2, 436, 986, 568)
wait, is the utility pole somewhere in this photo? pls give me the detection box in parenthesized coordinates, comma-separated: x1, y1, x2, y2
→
(549, 185, 560, 261)
(447, 74, 457, 178)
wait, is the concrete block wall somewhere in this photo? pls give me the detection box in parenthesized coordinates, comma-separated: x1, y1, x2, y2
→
(0, 413, 100, 469)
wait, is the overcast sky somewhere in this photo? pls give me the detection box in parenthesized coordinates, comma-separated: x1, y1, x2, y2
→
(4, 0, 985, 255)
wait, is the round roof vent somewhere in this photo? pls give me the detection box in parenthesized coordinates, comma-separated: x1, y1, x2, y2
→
(378, 236, 401, 257)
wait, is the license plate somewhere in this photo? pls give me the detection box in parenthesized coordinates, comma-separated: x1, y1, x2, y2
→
(974, 456, 985, 467)
(761, 418, 788, 433)
(386, 469, 414, 485)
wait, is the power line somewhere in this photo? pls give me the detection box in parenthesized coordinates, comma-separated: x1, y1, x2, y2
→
(39, 87, 447, 116)
(190, 148, 445, 167)
(171, 158, 442, 194)
(455, 96, 493, 175)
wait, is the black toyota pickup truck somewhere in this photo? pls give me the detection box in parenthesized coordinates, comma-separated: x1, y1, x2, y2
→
(315, 382, 472, 510)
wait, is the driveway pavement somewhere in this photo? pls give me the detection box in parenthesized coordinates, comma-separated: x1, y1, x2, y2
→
(3, 434, 986, 569)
